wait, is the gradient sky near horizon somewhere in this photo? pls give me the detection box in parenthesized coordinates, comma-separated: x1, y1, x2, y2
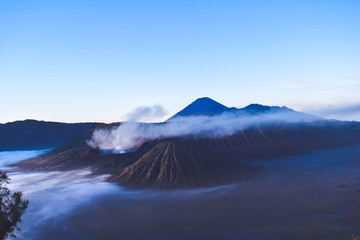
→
(1, 0, 360, 123)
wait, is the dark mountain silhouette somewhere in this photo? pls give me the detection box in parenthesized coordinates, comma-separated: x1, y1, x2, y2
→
(168, 97, 321, 121)
(0, 120, 103, 151)
(167, 97, 229, 120)
(241, 104, 292, 114)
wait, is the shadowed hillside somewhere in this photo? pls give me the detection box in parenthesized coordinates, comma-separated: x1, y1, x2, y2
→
(0, 120, 103, 151)
(15, 120, 360, 189)
(11, 98, 360, 189)
(110, 140, 256, 189)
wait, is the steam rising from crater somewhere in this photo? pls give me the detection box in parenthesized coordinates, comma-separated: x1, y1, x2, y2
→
(124, 104, 167, 122)
(88, 111, 320, 153)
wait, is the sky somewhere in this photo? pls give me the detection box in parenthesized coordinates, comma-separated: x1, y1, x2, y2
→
(1, 0, 360, 123)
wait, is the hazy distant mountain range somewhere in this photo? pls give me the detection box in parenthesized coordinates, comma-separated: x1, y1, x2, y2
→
(10, 97, 360, 189)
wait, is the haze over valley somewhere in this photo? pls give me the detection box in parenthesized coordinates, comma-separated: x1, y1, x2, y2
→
(1, 97, 360, 239)
(2, 1, 359, 239)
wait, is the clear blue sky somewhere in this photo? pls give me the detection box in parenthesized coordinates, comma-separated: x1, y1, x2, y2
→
(1, 0, 360, 123)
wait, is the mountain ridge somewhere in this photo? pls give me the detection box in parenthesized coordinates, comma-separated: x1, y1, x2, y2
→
(167, 97, 229, 120)
(0, 120, 103, 151)
(10, 97, 356, 189)
(15, 120, 360, 189)
(168, 97, 321, 121)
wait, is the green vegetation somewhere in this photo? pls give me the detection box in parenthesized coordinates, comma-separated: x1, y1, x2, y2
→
(0, 171, 28, 239)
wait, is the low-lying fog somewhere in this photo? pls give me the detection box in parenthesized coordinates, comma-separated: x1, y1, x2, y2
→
(0, 150, 50, 170)
(2, 146, 360, 240)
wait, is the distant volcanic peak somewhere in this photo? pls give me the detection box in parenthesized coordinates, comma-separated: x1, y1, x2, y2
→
(236, 104, 323, 121)
(168, 97, 229, 120)
(168, 97, 301, 122)
(242, 104, 294, 114)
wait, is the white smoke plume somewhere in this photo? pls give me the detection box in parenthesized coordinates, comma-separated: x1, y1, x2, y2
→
(88, 111, 320, 153)
(123, 104, 167, 122)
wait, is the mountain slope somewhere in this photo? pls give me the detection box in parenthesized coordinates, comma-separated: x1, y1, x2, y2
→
(168, 98, 321, 121)
(168, 97, 229, 120)
(0, 120, 103, 151)
(110, 140, 256, 189)
(233, 104, 322, 121)
(11, 98, 360, 189)
(109, 121, 360, 188)
(16, 120, 360, 189)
